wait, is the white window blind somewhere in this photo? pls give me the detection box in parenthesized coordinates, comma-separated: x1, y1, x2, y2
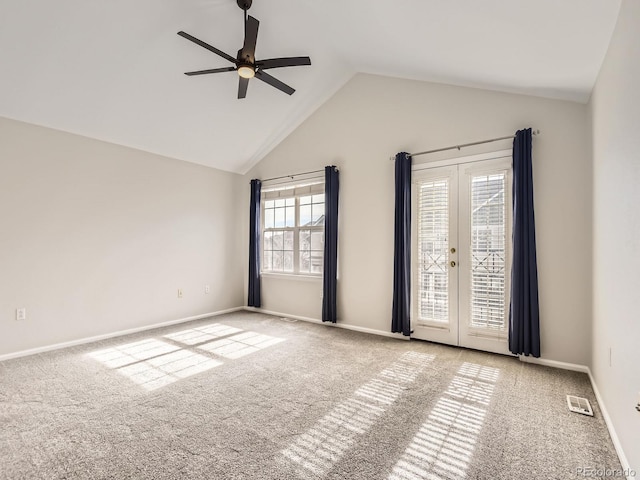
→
(417, 179, 450, 323)
(262, 182, 324, 199)
(470, 172, 507, 331)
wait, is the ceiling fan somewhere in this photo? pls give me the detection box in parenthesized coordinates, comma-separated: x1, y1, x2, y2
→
(177, 0, 311, 99)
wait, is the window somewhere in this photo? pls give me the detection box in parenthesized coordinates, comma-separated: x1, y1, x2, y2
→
(416, 178, 450, 324)
(469, 172, 508, 331)
(262, 182, 325, 275)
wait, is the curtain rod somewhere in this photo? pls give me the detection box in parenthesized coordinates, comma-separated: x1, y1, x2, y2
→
(259, 168, 325, 183)
(389, 129, 540, 161)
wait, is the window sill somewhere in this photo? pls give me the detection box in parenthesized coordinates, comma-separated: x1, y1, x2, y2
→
(261, 272, 322, 282)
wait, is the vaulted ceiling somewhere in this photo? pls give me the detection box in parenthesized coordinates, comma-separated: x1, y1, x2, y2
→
(0, 0, 621, 173)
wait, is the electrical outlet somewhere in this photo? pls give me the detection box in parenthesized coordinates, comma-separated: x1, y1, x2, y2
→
(205, 285, 210, 294)
(178, 288, 183, 298)
(16, 308, 26, 321)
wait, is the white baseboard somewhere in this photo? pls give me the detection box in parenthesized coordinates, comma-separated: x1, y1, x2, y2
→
(0, 307, 244, 362)
(517, 355, 590, 373)
(586, 369, 632, 478)
(243, 306, 410, 340)
(518, 355, 631, 477)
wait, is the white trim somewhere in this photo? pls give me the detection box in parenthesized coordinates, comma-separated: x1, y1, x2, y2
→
(261, 182, 325, 276)
(413, 149, 511, 171)
(518, 356, 631, 477)
(587, 369, 632, 478)
(517, 355, 590, 373)
(0, 307, 244, 362)
(261, 272, 322, 282)
(262, 178, 324, 194)
(244, 306, 410, 340)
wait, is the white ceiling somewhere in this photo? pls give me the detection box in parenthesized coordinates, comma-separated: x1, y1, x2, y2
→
(0, 0, 621, 173)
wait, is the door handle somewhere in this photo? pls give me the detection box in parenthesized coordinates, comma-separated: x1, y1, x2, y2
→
(450, 261, 456, 267)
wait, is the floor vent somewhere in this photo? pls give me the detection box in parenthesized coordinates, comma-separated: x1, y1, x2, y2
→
(566, 395, 594, 416)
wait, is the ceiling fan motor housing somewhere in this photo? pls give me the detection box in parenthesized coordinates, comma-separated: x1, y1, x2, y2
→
(237, 0, 252, 11)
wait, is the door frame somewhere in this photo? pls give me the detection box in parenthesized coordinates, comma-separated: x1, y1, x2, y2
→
(411, 165, 459, 346)
(410, 149, 513, 355)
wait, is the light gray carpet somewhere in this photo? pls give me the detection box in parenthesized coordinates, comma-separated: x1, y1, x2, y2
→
(0, 311, 622, 479)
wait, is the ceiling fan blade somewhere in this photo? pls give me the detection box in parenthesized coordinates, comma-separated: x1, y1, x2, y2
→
(177, 31, 237, 65)
(255, 70, 295, 95)
(238, 77, 249, 99)
(240, 15, 259, 63)
(256, 57, 311, 70)
(184, 67, 236, 76)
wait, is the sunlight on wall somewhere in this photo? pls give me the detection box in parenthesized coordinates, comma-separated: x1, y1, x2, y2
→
(87, 323, 284, 391)
(281, 351, 435, 478)
(388, 362, 500, 480)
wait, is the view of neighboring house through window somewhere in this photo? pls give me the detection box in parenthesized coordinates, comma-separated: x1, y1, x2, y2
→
(470, 173, 507, 331)
(262, 182, 325, 275)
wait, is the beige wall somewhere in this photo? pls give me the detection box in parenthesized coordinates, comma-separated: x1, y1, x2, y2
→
(590, 0, 640, 471)
(244, 73, 592, 365)
(0, 117, 244, 356)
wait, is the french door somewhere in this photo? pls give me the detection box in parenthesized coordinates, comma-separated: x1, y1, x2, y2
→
(411, 154, 512, 355)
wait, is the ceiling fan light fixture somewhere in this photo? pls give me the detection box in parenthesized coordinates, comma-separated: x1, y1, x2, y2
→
(238, 65, 255, 79)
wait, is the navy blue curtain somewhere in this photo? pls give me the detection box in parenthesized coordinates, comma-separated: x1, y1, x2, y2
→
(392, 153, 412, 336)
(509, 128, 540, 357)
(322, 166, 339, 323)
(248, 179, 262, 307)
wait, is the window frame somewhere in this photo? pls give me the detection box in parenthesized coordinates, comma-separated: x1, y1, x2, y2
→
(261, 181, 325, 277)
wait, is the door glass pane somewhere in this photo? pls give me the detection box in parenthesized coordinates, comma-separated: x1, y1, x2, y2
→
(417, 179, 449, 323)
(470, 173, 507, 331)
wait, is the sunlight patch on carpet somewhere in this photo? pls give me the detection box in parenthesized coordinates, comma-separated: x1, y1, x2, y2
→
(163, 323, 243, 346)
(197, 331, 285, 359)
(388, 363, 500, 480)
(281, 351, 435, 478)
(88, 338, 222, 391)
(88, 323, 285, 391)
